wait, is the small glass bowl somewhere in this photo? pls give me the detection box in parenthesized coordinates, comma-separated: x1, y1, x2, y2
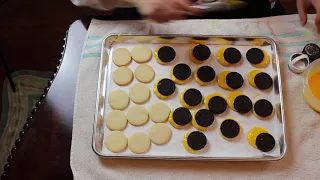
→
(303, 60, 320, 112)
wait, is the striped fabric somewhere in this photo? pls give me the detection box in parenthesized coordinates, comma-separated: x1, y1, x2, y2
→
(81, 15, 319, 61)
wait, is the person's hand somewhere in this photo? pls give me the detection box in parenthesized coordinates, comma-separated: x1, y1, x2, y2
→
(129, 0, 201, 23)
(297, 0, 320, 31)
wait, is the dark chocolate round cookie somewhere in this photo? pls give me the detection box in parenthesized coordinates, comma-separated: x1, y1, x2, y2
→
(196, 66, 215, 82)
(157, 46, 176, 63)
(157, 78, 176, 96)
(183, 88, 202, 107)
(192, 44, 211, 61)
(195, 109, 215, 127)
(254, 99, 273, 117)
(172, 107, 192, 126)
(220, 119, 240, 139)
(246, 48, 264, 64)
(208, 96, 227, 114)
(226, 72, 244, 89)
(256, 132, 275, 152)
(172, 63, 192, 81)
(234, 95, 253, 114)
(224, 47, 242, 64)
(254, 72, 273, 90)
(187, 131, 207, 150)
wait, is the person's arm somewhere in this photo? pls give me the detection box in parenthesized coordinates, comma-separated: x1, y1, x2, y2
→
(71, 0, 201, 22)
(297, 0, 320, 31)
(71, 0, 133, 10)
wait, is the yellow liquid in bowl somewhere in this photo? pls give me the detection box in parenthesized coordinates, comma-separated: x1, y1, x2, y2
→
(308, 70, 320, 101)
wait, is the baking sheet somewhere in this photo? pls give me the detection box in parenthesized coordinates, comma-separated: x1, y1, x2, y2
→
(93, 35, 286, 160)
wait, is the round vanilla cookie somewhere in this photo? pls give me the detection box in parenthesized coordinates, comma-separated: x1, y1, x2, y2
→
(105, 131, 128, 153)
(112, 67, 133, 86)
(129, 83, 150, 104)
(127, 105, 149, 126)
(112, 48, 132, 66)
(105, 110, 128, 130)
(149, 123, 172, 145)
(131, 45, 152, 63)
(149, 102, 171, 123)
(108, 90, 130, 110)
(134, 64, 155, 83)
(128, 132, 151, 154)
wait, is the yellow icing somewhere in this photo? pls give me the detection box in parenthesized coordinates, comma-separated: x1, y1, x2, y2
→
(170, 68, 192, 85)
(227, 91, 244, 111)
(180, 89, 203, 109)
(253, 101, 274, 120)
(189, 45, 211, 64)
(182, 132, 202, 153)
(157, 37, 175, 43)
(217, 71, 232, 90)
(214, 38, 233, 45)
(249, 48, 270, 68)
(252, 39, 265, 46)
(247, 126, 268, 149)
(168, 109, 184, 129)
(219, 119, 242, 141)
(216, 47, 231, 66)
(191, 38, 208, 44)
(194, 68, 215, 86)
(153, 78, 175, 99)
(248, 70, 263, 89)
(204, 93, 226, 109)
(191, 110, 212, 131)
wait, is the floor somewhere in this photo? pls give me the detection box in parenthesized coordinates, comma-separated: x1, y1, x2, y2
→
(0, 0, 298, 122)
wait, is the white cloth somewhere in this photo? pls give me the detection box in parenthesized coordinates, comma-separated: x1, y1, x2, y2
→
(71, 15, 320, 180)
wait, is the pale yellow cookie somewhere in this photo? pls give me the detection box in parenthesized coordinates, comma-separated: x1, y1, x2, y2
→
(131, 45, 152, 63)
(108, 90, 130, 110)
(149, 123, 172, 145)
(129, 83, 150, 104)
(105, 131, 127, 153)
(112, 48, 132, 66)
(106, 110, 128, 131)
(149, 102, 171, 123)
(134, 64, 155, 83)
(127, 105, 149, 126)
(128, 132, 151, 154)
(112, 67, 133, 86)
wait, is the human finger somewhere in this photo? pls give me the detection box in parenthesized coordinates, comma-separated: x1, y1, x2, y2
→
(178, 0, 202, 16)
(297, 0, 308, 26)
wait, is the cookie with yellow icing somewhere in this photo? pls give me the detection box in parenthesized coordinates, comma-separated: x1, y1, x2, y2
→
(253, 99, 274, 119)
(194, 66, 216, 86)
(182, 131, 207, 153)
(192, 109, 215, 131)
(154, 78, 176, 99)
(180, 88, 203, 108)
(247, 127, 275, 152)
(248, 70, 273, 90)
(204, 93, 228, 114)
(154, 46, 176, 64)
(227, 91, 252, 114)
(190, 44, 211, 64)
(170, 63, 192, 84)
(216, 47, 242, 66)
(191, 37, 209, 44)
(217, 71, 244, 90)
(246, 48, 270, 68)
(168, 107, 192, 129)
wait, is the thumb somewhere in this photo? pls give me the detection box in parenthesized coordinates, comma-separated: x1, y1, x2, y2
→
(297, 0, 308, 26)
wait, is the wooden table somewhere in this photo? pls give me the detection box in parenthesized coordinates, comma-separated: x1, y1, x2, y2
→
(1, 20, 89, 180)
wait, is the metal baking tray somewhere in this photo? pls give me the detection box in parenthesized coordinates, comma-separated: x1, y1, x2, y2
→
(93, 35, 287, 161)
